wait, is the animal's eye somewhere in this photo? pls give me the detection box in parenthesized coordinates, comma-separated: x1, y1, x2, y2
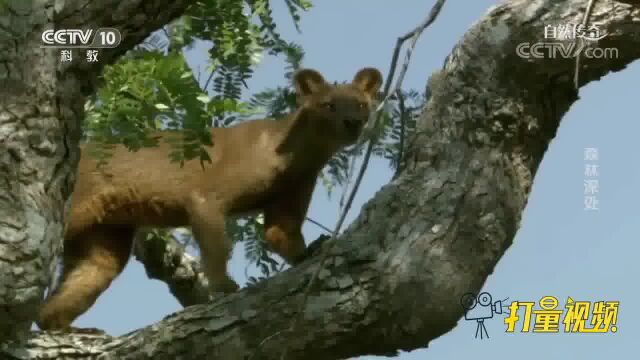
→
(358, 102, 367, 109)
(323, 102, 336, 112)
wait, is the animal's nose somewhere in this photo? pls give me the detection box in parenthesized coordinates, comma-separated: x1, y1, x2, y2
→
(344, 116, 360, 125)
(343, 116, 362, 134)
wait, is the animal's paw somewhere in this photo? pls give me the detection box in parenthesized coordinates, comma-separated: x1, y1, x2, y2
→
(210, 275, 240, 294)
(294, 234, 332, 264)
(308, 234, 331, 255)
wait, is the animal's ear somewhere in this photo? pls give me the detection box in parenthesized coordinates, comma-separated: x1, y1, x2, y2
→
(293, 69, 329, 97)
(352, 67, 383, 96)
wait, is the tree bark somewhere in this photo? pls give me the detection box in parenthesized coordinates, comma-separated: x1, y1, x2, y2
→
(0, 0, 198, 341)
(133, 230, 210, 307)
(1, 0, 639, 358)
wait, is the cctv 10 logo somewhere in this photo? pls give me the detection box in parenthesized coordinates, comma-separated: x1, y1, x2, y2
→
(41, 28, 122, 48)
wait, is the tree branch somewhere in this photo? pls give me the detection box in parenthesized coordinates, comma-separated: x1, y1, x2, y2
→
(133, 230, 210, 307)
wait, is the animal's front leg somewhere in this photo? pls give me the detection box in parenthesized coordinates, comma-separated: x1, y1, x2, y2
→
(264, 211, 307, 265)
(187, 191, 239, 293)
(263, 179, 315, 265)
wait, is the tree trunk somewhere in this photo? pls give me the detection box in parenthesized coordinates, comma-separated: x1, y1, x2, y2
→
(0, 2, 78, 340)
(1, 0, 639, 358)
(0, 0, 198, 341)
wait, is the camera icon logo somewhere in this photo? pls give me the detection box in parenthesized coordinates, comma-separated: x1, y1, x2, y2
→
(461, 292, 506, 339)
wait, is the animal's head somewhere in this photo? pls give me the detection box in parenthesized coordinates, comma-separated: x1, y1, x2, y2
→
(293, 67, 383, 146)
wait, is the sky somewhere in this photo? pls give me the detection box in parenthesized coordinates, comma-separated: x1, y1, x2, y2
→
(71, 1, 639, 359)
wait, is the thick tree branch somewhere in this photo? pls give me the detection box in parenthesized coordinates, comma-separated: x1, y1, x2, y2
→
(132, 231, 331, 309)
(2, 0, 639, 358)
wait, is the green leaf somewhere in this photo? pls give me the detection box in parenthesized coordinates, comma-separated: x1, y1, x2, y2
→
(196, 94, 211, 104)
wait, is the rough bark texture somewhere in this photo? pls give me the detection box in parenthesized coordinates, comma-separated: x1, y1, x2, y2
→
(133, 231, 210, 307)
(0, 0, 198, 341)
(0, 0, 639, 358)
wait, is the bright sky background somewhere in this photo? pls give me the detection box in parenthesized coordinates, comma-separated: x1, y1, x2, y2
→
(73, 1, 639, 359)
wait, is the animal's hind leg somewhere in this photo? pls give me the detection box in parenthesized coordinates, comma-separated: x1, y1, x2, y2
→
(37, 225, 134, 331)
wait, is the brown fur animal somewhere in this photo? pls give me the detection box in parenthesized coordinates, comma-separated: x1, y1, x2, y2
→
(37, 67, 383, 331)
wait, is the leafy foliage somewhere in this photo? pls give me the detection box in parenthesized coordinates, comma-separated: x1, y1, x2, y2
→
(372, 89, 425, 172)
(283, 0, 312, 32)
(85, 51, 243, 167)
(86, 0, 304, 160)
(233, 215, 286, 285)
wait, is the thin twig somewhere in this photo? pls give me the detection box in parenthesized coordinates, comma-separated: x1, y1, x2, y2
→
(396, 89, 406, 177)
(574, 0, 597, 89)
(203, 70, 216, 92)
(339, 149, 358, 209)
(377, 0, 447, 112)
(275, 1, 448, 359)
(304, 216, 332, 234)
(162, 26, 172, 53)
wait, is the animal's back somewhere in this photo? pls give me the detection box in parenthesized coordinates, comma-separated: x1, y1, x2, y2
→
(66, 120, 294, 236)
